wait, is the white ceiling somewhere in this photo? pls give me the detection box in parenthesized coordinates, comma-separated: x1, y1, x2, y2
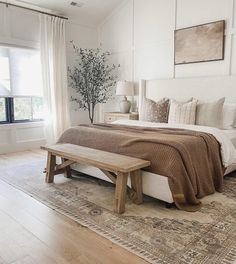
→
(13, 0, 123, 26)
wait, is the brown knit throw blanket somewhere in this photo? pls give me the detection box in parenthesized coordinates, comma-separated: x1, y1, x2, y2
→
(58, 123, 224, 212)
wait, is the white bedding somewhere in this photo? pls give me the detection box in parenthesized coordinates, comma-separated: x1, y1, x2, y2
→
(222, 128, 236, 139)
(222, 129, 236, 149)
(113, 120, 236, 167)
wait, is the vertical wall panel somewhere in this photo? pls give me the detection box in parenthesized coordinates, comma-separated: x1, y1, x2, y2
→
(98, 0, 134, 117)
(231, 35, 236, 74)
(99, 0, 133, 53)
(134, 0, 175, 80)
(234, 0, 236, 28)
(134, 42, 174, 80)
(230, 0, 236, 74)
(134, 0, 175, 45)
(0, 5, 6, 37)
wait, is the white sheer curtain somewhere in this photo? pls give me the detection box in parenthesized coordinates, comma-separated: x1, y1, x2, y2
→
(40, 14, 70, 144)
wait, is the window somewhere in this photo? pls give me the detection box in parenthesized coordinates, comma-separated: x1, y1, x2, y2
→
(0, 55, 10, 94)
(0, 98, 7, 122)
(0, 46, 43, 124)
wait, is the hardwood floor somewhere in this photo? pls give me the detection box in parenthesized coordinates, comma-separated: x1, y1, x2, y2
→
(0, 151, 148, 264)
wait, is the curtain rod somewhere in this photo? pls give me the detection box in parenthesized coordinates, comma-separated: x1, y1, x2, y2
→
(0, 1, 68, 20)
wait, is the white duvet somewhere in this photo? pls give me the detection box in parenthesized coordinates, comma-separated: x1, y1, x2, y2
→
(113, 120, 236, 167)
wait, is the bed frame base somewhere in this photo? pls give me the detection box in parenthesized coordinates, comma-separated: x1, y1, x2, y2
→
(165, 202, 174, 209)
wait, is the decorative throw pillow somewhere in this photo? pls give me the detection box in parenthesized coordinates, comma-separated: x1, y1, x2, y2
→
(222, 103, 236, 129)
(196, 98, 225, 128)
(168, 99, 198, 125)
(140, 98, 170, 123)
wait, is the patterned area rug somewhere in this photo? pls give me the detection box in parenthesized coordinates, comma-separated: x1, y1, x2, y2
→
(1, 151, 236, 264)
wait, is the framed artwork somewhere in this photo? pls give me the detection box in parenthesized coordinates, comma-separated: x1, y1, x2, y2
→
(174, 20, 225, 65)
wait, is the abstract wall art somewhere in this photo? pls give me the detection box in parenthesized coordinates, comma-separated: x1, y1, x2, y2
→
(174, 20, 225, 65)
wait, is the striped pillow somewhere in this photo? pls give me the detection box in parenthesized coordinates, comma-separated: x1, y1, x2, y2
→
(168, 99, 198, 125)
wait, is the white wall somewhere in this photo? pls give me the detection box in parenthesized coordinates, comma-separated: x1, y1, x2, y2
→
(0, 3, 98, 154)
(98, 0, 236, 112)
(0, 5, 40, 49)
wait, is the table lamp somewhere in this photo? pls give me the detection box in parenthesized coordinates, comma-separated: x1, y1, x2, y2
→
(116, 81, 134, 113)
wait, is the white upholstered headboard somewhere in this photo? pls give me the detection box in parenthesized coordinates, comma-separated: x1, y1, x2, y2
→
(139, 76, 236, 112)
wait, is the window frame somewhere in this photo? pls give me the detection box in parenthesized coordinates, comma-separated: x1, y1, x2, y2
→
(0, 98, 10, 124)
(0, 97, 44, 124)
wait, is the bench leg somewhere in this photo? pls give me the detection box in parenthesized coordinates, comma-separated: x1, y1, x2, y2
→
(115, 172, 128, 214)
(45, 152, 56, 183)
(61, 158, 71, 178)
(130, 169, 143, 204)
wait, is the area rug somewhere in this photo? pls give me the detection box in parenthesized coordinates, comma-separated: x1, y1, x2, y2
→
(1, 151, 236, 264)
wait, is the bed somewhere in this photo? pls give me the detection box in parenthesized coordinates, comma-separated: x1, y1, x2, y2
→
(223, 129, 236, 149)
(62, 76, 236, 209)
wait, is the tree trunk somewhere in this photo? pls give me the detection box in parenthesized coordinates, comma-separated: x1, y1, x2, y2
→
(90, 104, 95, 124)
(88, 103, 95, 124)
(87, 103, 93, 124)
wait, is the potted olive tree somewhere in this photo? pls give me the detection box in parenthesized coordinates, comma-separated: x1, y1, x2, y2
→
(68, 42, 119, 123)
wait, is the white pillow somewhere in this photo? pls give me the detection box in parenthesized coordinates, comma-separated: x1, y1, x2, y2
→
(196, 98, 225, 129)
(168, 99, 198, 125)
(223, 103, 236, 129)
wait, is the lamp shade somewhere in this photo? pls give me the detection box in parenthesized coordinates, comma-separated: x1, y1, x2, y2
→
(116, 81, 134, 96)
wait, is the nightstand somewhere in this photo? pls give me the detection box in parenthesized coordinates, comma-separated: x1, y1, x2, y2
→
(104, 112, 139, 124)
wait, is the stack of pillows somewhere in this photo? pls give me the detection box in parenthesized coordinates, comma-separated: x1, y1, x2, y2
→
(140, 97, 236, 130)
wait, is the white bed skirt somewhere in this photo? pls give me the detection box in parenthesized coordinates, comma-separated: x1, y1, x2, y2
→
(72, 164, 236, 204)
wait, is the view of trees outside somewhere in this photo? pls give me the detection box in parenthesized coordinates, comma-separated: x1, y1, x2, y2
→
(14, 97, 43, 121)
(1, 47, 42, 95)
(0, 98, 6, 122)
(14, 97, 31, 120)
(0, 54, 9, 122)
(0, 97, 43, 122)
(0, 47, 44, 123)
(32, 97, 44, 120)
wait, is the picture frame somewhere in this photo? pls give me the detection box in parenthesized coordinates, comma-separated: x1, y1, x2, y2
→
(174, 20, 225, 65)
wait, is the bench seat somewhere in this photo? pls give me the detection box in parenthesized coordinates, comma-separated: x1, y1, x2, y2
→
(41, 143, 150, 213)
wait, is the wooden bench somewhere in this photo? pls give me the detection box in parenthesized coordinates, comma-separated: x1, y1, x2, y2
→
(41, 143, 151, 214)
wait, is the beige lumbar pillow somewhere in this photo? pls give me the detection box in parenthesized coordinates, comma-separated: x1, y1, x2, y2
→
(168, 99, 198, 125)
(140, 98, 170, 123)
(196, 98, 225, 128)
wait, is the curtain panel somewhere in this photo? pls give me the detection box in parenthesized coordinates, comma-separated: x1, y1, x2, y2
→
(40, 14, 70, 144)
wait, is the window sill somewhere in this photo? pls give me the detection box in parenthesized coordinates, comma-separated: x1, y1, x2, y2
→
(0, 121, 45, 129)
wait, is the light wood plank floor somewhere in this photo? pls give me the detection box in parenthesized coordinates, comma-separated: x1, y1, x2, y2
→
(0, 151, 148, 264)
